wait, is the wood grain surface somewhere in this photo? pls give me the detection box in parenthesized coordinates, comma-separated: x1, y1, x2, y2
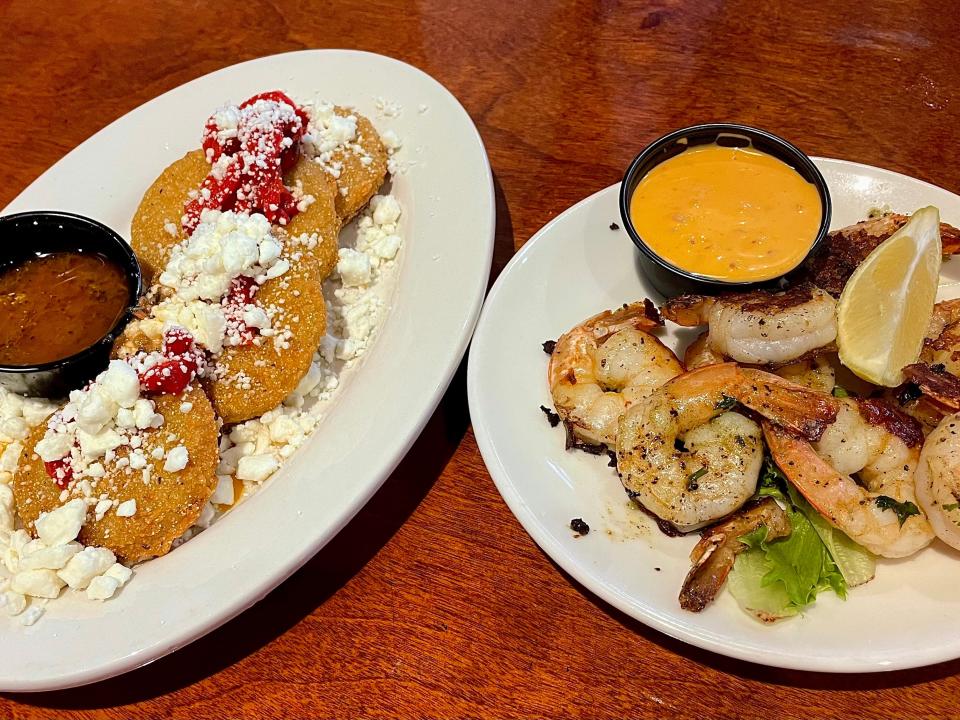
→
(2, 1, 959, 718)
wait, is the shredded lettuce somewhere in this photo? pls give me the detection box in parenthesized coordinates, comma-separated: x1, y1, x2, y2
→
(728, 457, 875, 622)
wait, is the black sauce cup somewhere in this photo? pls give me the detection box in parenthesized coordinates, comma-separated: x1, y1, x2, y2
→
(0, 211, 142, 397)
(618, 123, 832, 298)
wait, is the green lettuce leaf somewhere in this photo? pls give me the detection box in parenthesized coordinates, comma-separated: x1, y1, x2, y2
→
(728, 457, 875, 620)
(784, 480, 876, 588)
(728, 545, 798, 623)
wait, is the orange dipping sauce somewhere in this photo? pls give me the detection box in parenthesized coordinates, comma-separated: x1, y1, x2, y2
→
(0, 251, 130, 365)
(629, 144, 821, 281)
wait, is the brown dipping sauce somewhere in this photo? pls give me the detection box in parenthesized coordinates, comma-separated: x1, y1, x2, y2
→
(0, 251, 130, 366)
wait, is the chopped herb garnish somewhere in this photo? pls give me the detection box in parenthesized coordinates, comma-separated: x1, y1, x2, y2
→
(874, 495, 921, 526)
(831, 386, 849, 398)
(715, 394, 737, 411)
(687, 467, 707, 490)
(943, 503, 960, 512)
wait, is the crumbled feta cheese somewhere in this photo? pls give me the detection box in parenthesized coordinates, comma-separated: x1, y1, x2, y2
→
(19, 604, 44, 626)
(86, 575, 121, 601)
(116, 499, 137, 517)
(159, 210, 284, 301)
(380, 129, 402, 152)
(236, 454, 279, 483)
(35, 433, 73, 463)
(210, 475, 235, 505)
(93, 498, 113, 522)
(102, 562, 133, 586)
(11, 569, 65, 599)
(57, 547, 116, 590)
(18, 542, 81, 571)
(1, 590, 26, 616)
(336, 248, 372, 288)
(163, 445, 189, 473)
(35, 499, 86, 546)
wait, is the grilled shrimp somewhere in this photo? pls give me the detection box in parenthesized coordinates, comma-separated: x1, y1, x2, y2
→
(923, 299, 960, 375)
(915, 412, 960, 551)
(662, 284, 837, 365)
(764, 398, 934, 558)
(616, 363, 838, 532)
(797, 213, 960, 296)
(683, 331, 727, 370)
(684, 330, 835, 392)
(548, 302, 683, 447)
(889, 301, 960, 426)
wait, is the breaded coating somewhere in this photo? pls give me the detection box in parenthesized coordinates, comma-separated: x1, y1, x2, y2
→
(283, 158, 341, 280)
(130, 149, 209, 284)
(205, 231, 326, 424)
(13, 386, 219, 564)
(331, 107, 388, 221)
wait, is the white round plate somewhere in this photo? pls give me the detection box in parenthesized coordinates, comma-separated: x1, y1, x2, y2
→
(1, 50, 494, 691)
(468, 158, 960, 673)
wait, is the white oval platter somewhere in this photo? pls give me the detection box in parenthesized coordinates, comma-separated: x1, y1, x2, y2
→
(1, 49, 494, 691)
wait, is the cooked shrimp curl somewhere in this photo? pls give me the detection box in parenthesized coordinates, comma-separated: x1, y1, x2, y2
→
(916, 412, 960, 551)
(764, 398, 934, 558)
(548, 302, 683, 447)
(663, 284, 837, 366)
(616, 363, 838, 532)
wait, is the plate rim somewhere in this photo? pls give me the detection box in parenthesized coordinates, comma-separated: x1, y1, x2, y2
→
(1, 48, 495, 692)
(468, 156, 960, 673)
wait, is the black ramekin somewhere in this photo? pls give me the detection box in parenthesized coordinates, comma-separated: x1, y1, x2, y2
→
(619, 123, 832, 298)
(0, 211, 142, 398)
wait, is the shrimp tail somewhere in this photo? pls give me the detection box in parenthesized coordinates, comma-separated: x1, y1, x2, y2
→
(761, 422, 838, 521)
(902, 362, 960, 412)
(661, 295, 713, 327)
(584, 301, 663, 340)
(679, 497, 790, 612)
(736, 368, 839, 441)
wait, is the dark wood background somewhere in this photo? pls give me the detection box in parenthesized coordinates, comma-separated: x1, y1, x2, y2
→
(2, 1, 959, 717)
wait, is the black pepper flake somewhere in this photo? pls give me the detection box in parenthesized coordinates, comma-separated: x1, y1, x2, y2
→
(570, 518, 590, 535)
(607, 450, 618, 468)
(542, 339, 557, 355)
(540, 405, 561, 427)
(654, 567, 661, 572)
(609, 222, 620, 230)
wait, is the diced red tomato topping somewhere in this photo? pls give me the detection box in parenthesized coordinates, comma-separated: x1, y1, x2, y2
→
(139, 328, 206, 396)
(44, 457, 73, 488)
(185, 91, 307, 232)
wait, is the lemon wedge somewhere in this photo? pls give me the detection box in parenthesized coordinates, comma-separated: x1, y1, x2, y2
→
(837, 206, 942, 387)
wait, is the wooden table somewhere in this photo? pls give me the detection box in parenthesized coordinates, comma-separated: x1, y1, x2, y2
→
(2, 1, 958, 717)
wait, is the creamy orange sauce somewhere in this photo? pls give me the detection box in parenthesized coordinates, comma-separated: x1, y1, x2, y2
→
(629, 143, 821, 281)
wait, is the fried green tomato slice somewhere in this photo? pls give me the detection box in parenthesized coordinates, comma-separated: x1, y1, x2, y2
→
(13, 386, 219, 564)
(203, 229, 327, 424)
(130, 149, 209, 285)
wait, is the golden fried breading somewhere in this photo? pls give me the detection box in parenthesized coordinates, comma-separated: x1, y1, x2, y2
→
(130, 149, 209, 284)
(13, 386, 219, 564)
(331, 107, 388, 221)
(283, 158, 340, 279)
(205, 231, 326, 424)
